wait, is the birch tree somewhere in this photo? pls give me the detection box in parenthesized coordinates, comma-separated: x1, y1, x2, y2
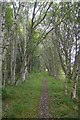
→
(21, 4, 29, 82)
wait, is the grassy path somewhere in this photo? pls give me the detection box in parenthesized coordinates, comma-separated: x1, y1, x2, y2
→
(39, 78, 52, 118)
(2, 72, 78, 118)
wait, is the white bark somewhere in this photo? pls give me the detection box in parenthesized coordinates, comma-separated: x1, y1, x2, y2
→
(22, 5, 28, 82)
(64, 74, 68, 95)
(0, 7, 3, 86)
(11, 33, 16, 85)
(3, 55, 7, 85)
(0, 2, 4, 119)
(1, 1, 6, 86)
(10, 3, 24, 85)
(71, 47, 80, 99)
(71, 76, 78, 99)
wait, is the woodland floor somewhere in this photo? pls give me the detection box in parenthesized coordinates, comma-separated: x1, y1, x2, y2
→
(2, 72, 78, 118)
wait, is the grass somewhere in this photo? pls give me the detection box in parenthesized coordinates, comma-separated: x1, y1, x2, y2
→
(2, 72, 45, 118)
(2, 72, 78, 118)
(47, 74, 78, 118)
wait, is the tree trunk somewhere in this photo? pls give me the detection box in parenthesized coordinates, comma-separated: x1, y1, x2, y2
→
(22, 5, 28, 82)
(3, 55, 7, 85)
(71, 47, 80, 99)
(1, 2, 6, 86)
(0, 2, 5, 119)
(11, 33, 16, 85)
(68, 48, 71, 79)
(10, 3, 24, 85)
(71, 76, 78, 99)
(64, 74, 68, 95)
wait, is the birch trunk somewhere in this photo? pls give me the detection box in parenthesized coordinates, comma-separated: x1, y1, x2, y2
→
(10, 3, 24, 85)
(71, 76, 78, 99)
(71, 47, 80, 99)
(1, 1, 6, 86)
(22, 5, 28, 82)
(0, 2, 4, 119)
(11, 33, 16, 85)
(3, 54, 7, 85)
(64, 74, 68, 95)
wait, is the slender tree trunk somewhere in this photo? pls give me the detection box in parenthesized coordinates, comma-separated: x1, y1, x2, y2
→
(1, 2, 6, 86)
(4, 55, 7, 85)
(71, 47, 80, 99)
(71, 76, 78, 99)
(11, 33, 16, 85)
(53, 42, 59, 80)
(22, 5, 28, 82)
(0, 2, 5, 119)
(68, 48, 71, 79)
(10, 3, 24, 85)
(64, 74, 68, 95)
(0, 3, 2, 86)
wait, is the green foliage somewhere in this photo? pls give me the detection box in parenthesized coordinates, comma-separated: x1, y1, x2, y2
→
(5, 4, 13, 31)
(2, 87, 16, 100)
(32, 30, 40, 44)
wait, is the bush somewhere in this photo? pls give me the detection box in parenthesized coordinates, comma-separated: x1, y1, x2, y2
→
(2, 88, 8, 100)
(2, 87, 14, 100)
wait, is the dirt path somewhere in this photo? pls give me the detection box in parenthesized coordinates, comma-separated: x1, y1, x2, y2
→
(39, 78, 52, 118)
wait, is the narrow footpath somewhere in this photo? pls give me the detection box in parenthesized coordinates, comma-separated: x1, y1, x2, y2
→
(39, 78, 52, 118)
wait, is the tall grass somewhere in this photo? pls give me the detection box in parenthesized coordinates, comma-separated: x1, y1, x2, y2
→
(2, 71, 78, 118)
(2, 72, 45, 118)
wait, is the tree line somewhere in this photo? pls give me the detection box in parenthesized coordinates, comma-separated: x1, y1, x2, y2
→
(0, 1, 80, 99)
